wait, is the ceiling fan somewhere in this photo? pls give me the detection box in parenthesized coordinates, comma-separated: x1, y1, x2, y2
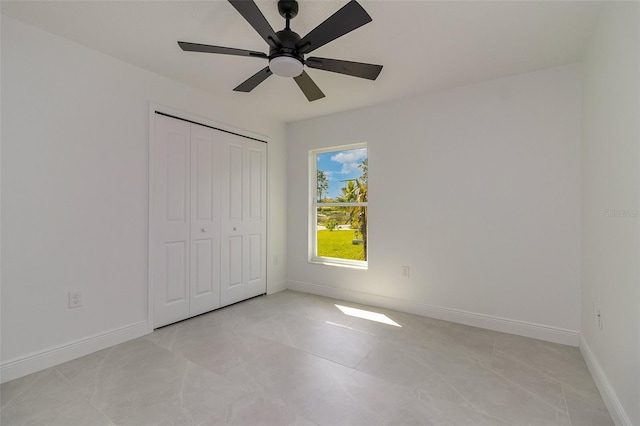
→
(178, 0, 383, 102)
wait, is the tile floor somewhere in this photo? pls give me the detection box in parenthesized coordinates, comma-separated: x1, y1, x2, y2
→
(1, 290, 613, 425)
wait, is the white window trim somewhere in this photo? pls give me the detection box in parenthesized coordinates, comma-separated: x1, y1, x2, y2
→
(309, 143, 368, 269)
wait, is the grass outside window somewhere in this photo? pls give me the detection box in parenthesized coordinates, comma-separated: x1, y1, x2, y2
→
(317, 228, 365, 261)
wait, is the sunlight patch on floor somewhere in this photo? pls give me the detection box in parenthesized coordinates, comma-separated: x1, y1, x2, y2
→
(335, 305, 402, 327)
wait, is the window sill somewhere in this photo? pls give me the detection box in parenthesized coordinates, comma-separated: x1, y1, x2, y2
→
(309, 257, 368, 270)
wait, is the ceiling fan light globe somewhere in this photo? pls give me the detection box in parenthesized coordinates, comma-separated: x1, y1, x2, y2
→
(269, 56, 304, 77)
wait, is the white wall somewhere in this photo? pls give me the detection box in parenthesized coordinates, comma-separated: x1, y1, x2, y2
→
(287, 64, 582, 345)
(0, 16, 287, 381)
(580, 3, 640, 425)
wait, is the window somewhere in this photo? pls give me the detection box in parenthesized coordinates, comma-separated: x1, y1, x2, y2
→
(310, 144, 368, 268)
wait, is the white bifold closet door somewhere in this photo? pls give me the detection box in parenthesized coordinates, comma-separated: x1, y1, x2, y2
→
(189, 124, 222, 317)
(220, 134, 267, 306)
(152, 114, 266, 328)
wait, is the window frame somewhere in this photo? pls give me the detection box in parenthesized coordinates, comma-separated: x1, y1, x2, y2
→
(309, 143, 368, 269)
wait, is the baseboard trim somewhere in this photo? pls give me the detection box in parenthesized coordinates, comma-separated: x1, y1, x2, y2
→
(287, 281, 580, 346)
(580, 334, 631, 426)
(0, 321, 149, 384)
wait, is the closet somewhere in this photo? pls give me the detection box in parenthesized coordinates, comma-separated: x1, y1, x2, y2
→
(151, 113, 267, 328)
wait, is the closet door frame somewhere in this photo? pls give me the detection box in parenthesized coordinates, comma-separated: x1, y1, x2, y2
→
(147, 103, 269, 333)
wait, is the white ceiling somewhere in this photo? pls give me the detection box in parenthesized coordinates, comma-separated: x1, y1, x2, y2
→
(2, 0, 602, 123)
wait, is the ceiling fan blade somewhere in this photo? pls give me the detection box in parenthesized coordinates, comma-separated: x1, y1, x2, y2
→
(228, 0, 282, 49)
(234, 66, 273, 92)
(295, 1, 372, 55)
(294, 71, 325, 102)
(178, 41, 268, 59)
(306, 57, 382, 80)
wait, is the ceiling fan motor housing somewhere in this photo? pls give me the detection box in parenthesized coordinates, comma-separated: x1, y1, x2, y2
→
(269, 29, 304, 76)
(270, 29, 303, 62)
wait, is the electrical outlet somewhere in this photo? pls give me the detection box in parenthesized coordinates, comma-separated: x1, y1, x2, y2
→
(401, 266, 410, 278)
(69, 291, 82, 308)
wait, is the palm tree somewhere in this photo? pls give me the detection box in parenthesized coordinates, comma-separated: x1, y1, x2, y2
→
(337, 159, 368, 258)
(317, 170, 329, 202)
(353, 181, 367, 257)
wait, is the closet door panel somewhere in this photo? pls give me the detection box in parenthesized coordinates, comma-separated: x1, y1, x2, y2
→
(242, 142, 267, 298)
(194, 139, 213, 220)
(248, 149, 263, 220)
(228, 144, 244, 220)
(221, 136, 267, 306)
(166, 138, 188, 223)
(227, 236, 243, 287)
(221, 141, 245, 305)
(153, 116, 191, 327)
(193, 239, 213, 296)
(189, 124, 221, 316)
(248, 233, 262, 283)
(164, 242, 188, 303)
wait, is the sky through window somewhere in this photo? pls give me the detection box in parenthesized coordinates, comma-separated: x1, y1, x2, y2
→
(317, 148, 367, 200)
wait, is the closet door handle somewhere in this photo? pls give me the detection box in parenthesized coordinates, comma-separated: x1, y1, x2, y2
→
(201, 228, 206, 233)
